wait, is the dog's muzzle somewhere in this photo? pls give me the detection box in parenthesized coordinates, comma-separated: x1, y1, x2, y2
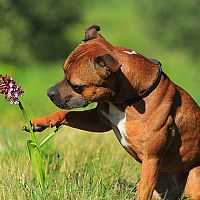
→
(47, 86, 90, 110)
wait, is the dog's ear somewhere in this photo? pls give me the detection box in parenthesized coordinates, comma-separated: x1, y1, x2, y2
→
(94, 54, 121, 72)
(84, 25, 102, 41)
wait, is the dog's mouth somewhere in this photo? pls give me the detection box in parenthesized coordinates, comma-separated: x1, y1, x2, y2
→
(62, 99, 90, 110)
(47, 84, 91, 110)
(49, 96, 91, 110)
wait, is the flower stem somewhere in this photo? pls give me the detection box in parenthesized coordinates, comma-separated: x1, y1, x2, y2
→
(18, 101, 37, 143)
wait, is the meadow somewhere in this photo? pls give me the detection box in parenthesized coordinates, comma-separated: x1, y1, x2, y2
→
(0, 1, 199, 199)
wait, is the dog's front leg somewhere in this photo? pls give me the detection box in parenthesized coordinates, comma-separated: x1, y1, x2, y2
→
(24, 108, 111, 132)
(137, 158, 160, 200)
(28, 110, 69, 132)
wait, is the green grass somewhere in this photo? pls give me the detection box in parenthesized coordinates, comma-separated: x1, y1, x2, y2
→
(0, 126, 140, 199)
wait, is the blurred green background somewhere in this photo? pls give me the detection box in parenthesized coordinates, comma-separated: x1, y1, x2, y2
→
(1, 0, 199, 121)
(0, 0, 199, 199)
(1, 0, 199, 102)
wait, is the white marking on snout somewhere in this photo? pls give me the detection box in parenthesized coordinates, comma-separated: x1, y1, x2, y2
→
(123, 50, 137, 55)
(101, 103, 128, 147)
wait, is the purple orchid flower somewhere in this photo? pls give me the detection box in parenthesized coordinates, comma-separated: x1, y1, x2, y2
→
(0, 74, 24, 104)
(0, 73, 46, 190)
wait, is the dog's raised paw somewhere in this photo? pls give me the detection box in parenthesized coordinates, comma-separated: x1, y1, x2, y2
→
(22, 125, 46, 132)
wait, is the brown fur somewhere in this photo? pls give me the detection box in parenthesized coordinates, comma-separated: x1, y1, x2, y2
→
(25, 25, 200, 200)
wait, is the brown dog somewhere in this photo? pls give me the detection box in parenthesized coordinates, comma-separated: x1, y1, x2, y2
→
(25, 25, 200, 200)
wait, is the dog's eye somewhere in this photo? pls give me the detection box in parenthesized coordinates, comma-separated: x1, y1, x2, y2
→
(70, 84, 85, 94)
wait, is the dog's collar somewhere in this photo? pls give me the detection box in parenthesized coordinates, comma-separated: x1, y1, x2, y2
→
(115, 59, 163, 105)
(134, 61, 163, 101)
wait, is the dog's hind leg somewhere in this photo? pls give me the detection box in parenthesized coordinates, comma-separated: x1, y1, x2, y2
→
(185, 165, 200, 200)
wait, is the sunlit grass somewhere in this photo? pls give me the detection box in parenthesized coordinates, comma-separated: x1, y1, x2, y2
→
(0, 124, 140, 199)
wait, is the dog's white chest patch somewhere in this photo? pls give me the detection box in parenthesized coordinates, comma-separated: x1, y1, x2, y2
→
(101, 103, 128, 147)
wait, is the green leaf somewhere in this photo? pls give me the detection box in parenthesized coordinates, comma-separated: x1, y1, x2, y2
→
(27, 140, 45, 191)
(39, 127, 61, 148)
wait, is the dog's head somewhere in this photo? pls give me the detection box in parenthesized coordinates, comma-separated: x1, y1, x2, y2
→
(48, 25, 121, 109)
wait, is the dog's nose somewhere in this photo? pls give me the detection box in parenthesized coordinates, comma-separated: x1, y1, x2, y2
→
(47, 87, 59, 100)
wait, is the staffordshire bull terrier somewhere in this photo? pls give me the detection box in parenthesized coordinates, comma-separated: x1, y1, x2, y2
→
(24, 25, 200, 200)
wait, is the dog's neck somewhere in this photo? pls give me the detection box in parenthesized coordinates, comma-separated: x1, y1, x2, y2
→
(113, 52, 162, 104)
